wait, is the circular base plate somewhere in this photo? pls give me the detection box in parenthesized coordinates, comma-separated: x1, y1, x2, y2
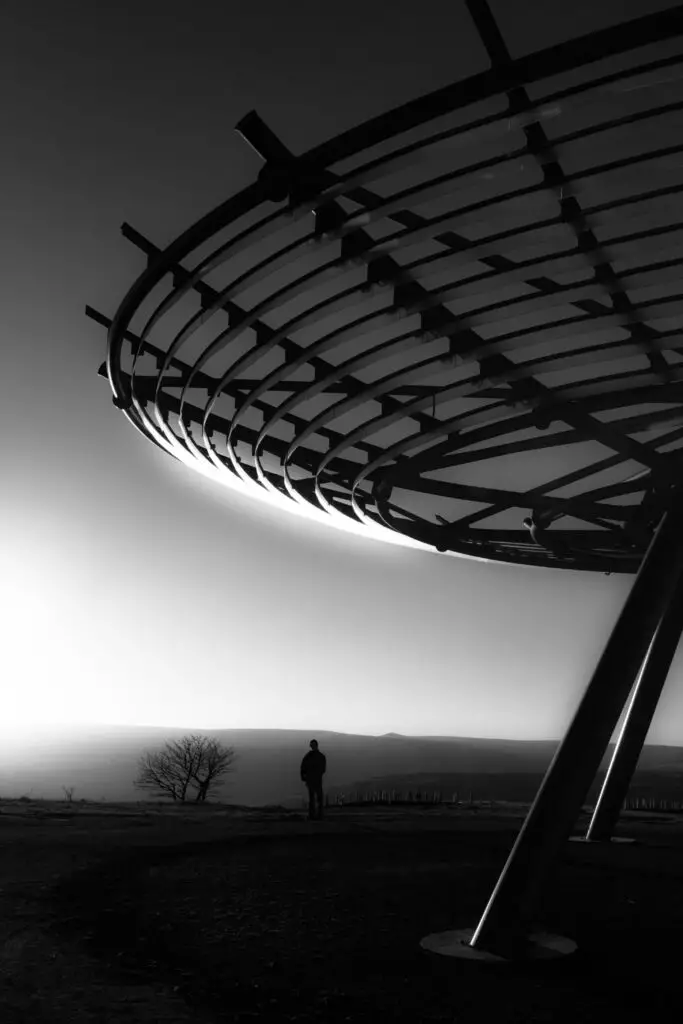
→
(419, 927, 577, 963)
(569, 836, 637, 844)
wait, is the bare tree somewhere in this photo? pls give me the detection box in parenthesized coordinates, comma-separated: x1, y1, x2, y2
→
(62, 786, 75, 803)
(133, 734, 236, 803)
(187, 735, 236, 802)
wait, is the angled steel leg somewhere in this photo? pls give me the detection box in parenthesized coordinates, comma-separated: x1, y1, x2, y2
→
(453, 491, 683, 958)
(585, 566, 683, 841)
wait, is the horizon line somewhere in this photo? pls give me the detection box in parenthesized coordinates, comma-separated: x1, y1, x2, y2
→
(6, 721, 681, 748)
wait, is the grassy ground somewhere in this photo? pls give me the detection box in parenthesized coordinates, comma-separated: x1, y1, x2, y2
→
(1, 798, 682, 1022)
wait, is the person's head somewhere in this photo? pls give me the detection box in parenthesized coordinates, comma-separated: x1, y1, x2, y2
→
(310, 739, 318, 750)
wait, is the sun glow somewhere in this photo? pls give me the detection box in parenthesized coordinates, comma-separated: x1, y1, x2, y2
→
(166, 441, 501, 564)
(135, 402, 430, 550)
(125, 401, 502, 564)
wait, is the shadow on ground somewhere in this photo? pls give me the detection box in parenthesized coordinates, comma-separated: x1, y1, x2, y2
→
(32, 813, 683, 1023)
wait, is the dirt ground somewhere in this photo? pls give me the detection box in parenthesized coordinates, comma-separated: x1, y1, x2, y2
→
(1, 800, 682, 1023)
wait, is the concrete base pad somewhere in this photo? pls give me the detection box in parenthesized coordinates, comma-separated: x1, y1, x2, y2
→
(569, 836, 637, 844)
(420, 927, 577, 963)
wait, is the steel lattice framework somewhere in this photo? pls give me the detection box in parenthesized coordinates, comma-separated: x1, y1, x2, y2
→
(89, 5, 683, 573)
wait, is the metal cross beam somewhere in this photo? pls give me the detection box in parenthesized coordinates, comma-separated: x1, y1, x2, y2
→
(466, 0, 673, 385)
(230, 119, 679, 541)
(88, 310, 372, 488)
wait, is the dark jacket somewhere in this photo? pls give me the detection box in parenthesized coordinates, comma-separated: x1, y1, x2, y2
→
(300, 749, 326, 783)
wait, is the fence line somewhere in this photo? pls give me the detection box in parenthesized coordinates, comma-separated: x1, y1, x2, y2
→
(301, 789, 683, 812)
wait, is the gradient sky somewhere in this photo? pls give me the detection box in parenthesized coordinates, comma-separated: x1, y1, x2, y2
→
(4, 0, 683, 746)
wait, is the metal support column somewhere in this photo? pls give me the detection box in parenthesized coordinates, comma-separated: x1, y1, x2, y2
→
(469, 491, 683, 956)
(422, 487, 683, 961)
(585, 566, 683, 841)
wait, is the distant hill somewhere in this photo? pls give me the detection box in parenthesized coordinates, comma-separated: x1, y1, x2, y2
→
(1, 724, 682, 807)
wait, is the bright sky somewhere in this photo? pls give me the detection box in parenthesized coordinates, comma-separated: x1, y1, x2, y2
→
(4, 0, 683, 745)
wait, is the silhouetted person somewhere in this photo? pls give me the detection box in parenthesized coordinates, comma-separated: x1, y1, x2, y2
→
(300, 739, 326, 820)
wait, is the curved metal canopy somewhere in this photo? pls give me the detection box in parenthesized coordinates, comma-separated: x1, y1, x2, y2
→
(89, 3, 683, 572)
